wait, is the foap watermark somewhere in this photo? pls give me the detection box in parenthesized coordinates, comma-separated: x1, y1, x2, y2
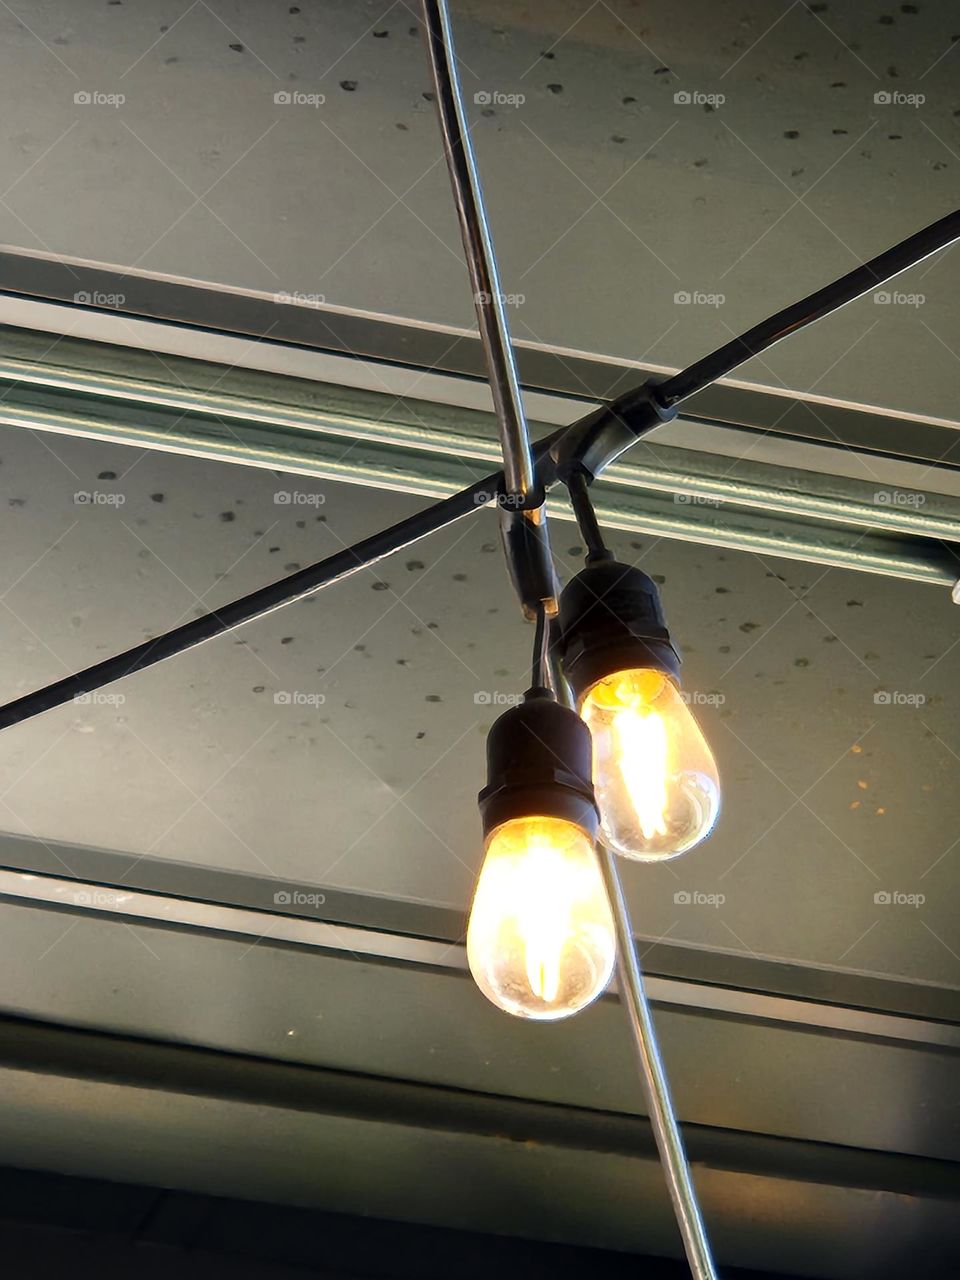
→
(874, 890, 925, 907)
(874, 488, 926, 507)
(74, 691, 125, 707)
(274, 691, 326, 707)
(473, 490, 528, 509)
(674, 90, 725, 109)
(674, 890, 725, 908)
(873, 690, 926, 707)
(72, 889, 132, 908)
(873, 90, 925, 108)
(874, 290, 925, 307)
(274, 490, 326, 506)
(273, 888, 327, 908)
(674, 492, 721, 508)
(474, 90, 525, 108)
(474, 691, 523, 707)
(74, 89, 125, 108)
(74, 490, 125, 507)
(680, 690, 725, 707)
(274, 89, 325, 108)
(674, 289, 725, 307)
(474, 289, 525, 307)
(274, 290, 326, 307)
(74, 290, 125, 308)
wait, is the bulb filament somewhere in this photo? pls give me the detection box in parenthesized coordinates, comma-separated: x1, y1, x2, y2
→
(614, 705, 670, 840)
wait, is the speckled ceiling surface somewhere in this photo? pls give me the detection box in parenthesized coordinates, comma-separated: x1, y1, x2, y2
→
(0, 0, 959, 418)
(0, 422, 957, 990)
(0, 2, 957, 1005)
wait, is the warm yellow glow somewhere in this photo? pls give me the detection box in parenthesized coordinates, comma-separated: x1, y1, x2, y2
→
(466, 815, 615, 1020)
(614, 704, 669, 841)
(581, 669, 720, 861)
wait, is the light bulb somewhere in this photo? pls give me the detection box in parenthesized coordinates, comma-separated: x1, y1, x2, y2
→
(466, 814, 615, 1020)
(581, 668, 720, 861)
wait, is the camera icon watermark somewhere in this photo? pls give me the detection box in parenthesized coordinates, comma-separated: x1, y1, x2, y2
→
(273, 490, 326, 506)
(74, 90, 125, 108)
(273, 690, 326, 707)
(674, 290, 725, 307)
(74, 691, 125, 707)
(474, 289, 525, 307)
(674, 90, 725, 108)
(873, 690, 925, 707)
(873, 488, 926, 506)
(674, 492, 721, 508)
(874, 890, 925, 907)
(73, 290, 125, 308)
(472, 490, 528, 509)
(72, 888, 130, 908)
(273, 90, 325, 107)
(674, 890, 725, 908)
(474, 691, 523, 707)
(873, 90, 924, 107)
(474, 90, 525, 108)
(873, 290, 925, 307)
(679, 690, 725, 707)
(74, 490, 126, 507)
(274, 290, 326, 306)
(273, 888, 327, 908)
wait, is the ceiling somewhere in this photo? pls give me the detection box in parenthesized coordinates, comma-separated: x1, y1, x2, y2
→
(1, 0, 958, 419)
(0, 2, 958, 1277)
(0, 423, 958, 986)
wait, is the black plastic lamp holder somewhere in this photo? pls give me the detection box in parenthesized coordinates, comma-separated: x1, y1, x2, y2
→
(478, 690, 599, 839)
(557, 562, 682, 703)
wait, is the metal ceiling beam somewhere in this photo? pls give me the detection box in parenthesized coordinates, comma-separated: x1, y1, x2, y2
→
(3, 250, 960, 470)
(0, 832, 954, 1027)
(0, 354, 958, 588)
(2, 864, 956, 1050)
(3, 348, 960, 538)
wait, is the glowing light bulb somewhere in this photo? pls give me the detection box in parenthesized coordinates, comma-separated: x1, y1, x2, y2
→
(466, 815, 615, 1020)
(581, 669, 720, 861)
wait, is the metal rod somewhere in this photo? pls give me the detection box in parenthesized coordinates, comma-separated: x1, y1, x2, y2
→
(546, 637, 718, 1277)
(657, 208, 960, 409)
(598, 846, 719, 1280)
(420, 0, 535, 501)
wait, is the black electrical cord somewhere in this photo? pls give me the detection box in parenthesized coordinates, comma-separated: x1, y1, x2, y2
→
(566, 470, 612, 563)
(0, 460, 552, 733)
(657, 208, 960, 408)
(552, 206, 960, 481)
(1, 209, 957, 732)
(530, 602, 548, 691)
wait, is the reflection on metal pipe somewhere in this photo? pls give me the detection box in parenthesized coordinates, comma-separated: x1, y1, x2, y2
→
(547, 637, 718, 1279)
(598, 846, 719, 1280)
(420, 0, 535, 502)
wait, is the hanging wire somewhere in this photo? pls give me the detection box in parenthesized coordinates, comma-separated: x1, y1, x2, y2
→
(529, 602, 552, 692)
(566, 469, 612, 563)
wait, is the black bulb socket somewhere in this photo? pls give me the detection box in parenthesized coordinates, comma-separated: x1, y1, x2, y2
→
(478, 690, 599, 841)
(557, 561, 681, 703)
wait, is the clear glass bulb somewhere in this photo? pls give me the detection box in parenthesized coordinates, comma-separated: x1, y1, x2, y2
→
(580, 668, 720, 861)
(466, 815, 615, 1020)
